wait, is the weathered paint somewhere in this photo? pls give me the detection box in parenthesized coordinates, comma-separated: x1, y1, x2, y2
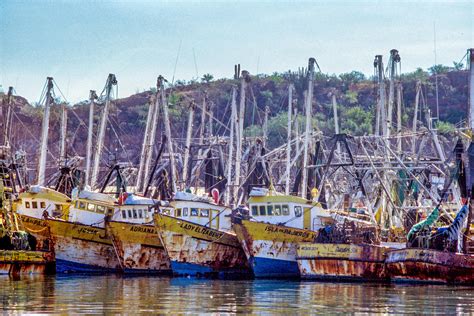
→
(232, 219, 316, 278)
(386, 248, 474, 284)
(296, 243, 390, 281)
(17, 214, 52, 251)
(0, 250, 55, 275)
(46, 218, 121, 273)
(106, 220, 171, 273)
(154, 213, 250, 277)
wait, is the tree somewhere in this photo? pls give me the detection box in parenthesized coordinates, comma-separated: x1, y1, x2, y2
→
(453, 61, 464, 71)
(428, 64, 451, 75)
(201, 73, 214, 83)
(339, 71, 366, 83)
(401, 67, 429, 82)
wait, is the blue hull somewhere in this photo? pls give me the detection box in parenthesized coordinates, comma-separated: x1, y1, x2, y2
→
(170, 261, 250, 278)
(250, 257, 299, 278)
(56, 259, 120, 274)
(123, 268, 172, 275)
(170, 261, 214, 276)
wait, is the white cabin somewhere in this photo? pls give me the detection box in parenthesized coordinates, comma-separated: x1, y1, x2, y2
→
(16, 186, 71, 219)
(164, 191, 232, 232)
(247, 189, 333, 231)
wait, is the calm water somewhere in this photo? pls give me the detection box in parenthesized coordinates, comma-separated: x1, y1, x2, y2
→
(1, 275, 473, 314)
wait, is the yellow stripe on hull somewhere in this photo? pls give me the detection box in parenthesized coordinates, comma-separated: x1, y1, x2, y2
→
(0, 250, 55, 275)
(106, 221, 170, 272)
(154, 213, 249, 275)
(233, 219, 317, 243)
(46, 219, 121, 271)
(154, 213, 240, 247)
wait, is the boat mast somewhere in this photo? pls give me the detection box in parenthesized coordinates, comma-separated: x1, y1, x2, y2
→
(59, 101, 68, 164)
(136, 97, 156, 192)
(2, 87, 14, 147)
(374, 55, 385, 136)
(301, 58, 315, 198)
(159, 75, 177, 193)
(387, 49, 400, 140)
(396, 82, 403, 153)
(412, 81, 421, 154)
(285, 84, 294, 195)
(85, 90, 97, 186)
(331, 92, 341, 154)
(182, 100, 195, 187)
(263, 106, 269, 148)
(226, 86, 237, 205)
(37, 77, 54, 186)
(91, 73, 117, 189)
(235, 70, 248, 200)
(198, 92, 207, 160)
(143, 92, 160, 192)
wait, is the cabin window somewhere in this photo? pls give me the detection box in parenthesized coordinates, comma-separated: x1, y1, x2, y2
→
(294, 206, 302, 217)
(251, 206, 258, 216)
(200, 209, 209, 217)
(259, 205, 266, 216)
(107, 208, 114, 216)
(127, 210, 132, 218)
(282, 205, 289, 215)
(138, 209, 143, 218)
(133, 209, 138, 219)
(32, 201, 38, 209)
(274, 205, 281, 216)
(53, 204, 62, 217)
(79, 201, 86, 210)
(183, 208, 189, 216)
(40, 202, 46, 208)
(97, 205, 106, 213)
(191, 208, 199, 216)
(267, 205, 274, 216)
(25, 201, 30, 208)
(175, 208, 182, 217)
(122, 210, 127, 218)
(87, 203, 95, 212)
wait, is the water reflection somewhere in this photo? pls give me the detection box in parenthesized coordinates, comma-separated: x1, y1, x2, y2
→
(1, 275, 473, 314)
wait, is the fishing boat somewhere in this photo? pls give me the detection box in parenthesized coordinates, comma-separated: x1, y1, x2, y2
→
(385, 204, 474, 284)
(232, 188, 333, 278)
(295, 219, 391, 282)
(154, 191, 250, 277)
(106, 193, 171, 273)
(0, 174, 54, 275)
(386, 126, 474, 284)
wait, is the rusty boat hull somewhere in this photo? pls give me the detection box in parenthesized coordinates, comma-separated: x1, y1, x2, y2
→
(106, 220, 171, 274)
(46, 218, 121, 273)
(385, 248, 474, 284)
(296, 243, 390, 282)
(0, 250, 55, 275)
(154, 213, 250, 277)
(232, 219, 317, 278)
(17, 214, 53, 251)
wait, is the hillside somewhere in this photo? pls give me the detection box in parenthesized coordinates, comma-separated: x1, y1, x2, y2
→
(1, 66, 469, 181)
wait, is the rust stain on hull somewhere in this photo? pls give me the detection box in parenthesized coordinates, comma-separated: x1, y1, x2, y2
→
(386, 248, 474, 284)
(107, 221, 171, 273)
(46, 218, 121, 272)
(0, 250, 55, 276)
(155, 213, 250, 276)
(297, 243, 390, 281)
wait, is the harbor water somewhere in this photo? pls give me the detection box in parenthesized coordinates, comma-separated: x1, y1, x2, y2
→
(1, 275, 473, 314)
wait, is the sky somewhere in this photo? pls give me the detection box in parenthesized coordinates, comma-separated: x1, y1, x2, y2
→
(0, 0, 472, 103)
